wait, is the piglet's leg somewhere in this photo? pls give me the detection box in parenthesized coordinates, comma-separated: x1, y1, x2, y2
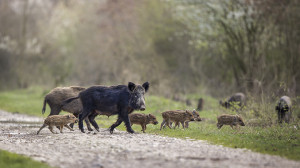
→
(60, 125, 64, 133)
(37, 124, 47, 135)
(49, 126, 57, 134)
(65, 125, 74, 131)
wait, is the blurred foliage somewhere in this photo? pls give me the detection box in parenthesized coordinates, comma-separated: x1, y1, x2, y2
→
(0, 0, 299, 99)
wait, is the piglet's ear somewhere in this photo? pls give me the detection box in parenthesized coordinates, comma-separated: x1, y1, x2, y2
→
(128, 82, 136, 92)
(142, 82, 149, 92)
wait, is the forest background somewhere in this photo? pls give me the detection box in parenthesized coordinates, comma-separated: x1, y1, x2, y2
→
(0, 0, 299, 101)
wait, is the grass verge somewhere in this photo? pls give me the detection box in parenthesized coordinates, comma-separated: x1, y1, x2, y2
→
(0, 149, 52, 168)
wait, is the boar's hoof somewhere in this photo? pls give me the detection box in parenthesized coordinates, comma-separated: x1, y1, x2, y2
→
(109, 127, 114, 134)
(88, 127, 93, 131)
(80, 129, 85, 133)
(127, 129, 135, 134)
(96, 128, 100, 132)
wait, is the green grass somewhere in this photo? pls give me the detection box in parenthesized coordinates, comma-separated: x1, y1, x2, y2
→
(0, 87, 299, 161)
(0, 87, 46, 116)
(0, 150, 52, 168)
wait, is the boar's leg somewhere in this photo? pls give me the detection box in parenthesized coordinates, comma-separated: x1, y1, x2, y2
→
(79, 107, 93, 133)
(84, 118, 93, 131)
(185, 121, 189, 128)
(109, 117, 123, 134)
(49, 105, 62, 116)
(120, 113, 135, 134)
(165, 119, 173, 129)
(48, 126, 57, 134)
(160, 120, 166, 130)
(141, 124, 145, 133)
(217, 123, 223, 129)
(180, 121, 185, 129)
(37, 124, 47, 135)
(60, 125, 64, 133)
(88, 112, 99, 132)
(142, 124, 147, 133)
(65, 124, 74, 131)
(277, 110, 282, 124)
(174, 122, 179, 129)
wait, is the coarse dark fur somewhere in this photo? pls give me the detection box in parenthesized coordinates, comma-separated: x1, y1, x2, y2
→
(275, 96, 292, 124)
(129, 113, 158, 133)
(42, 86, 93, 131)
(63, 82, 149, 134)
(219, 93, 246, 109)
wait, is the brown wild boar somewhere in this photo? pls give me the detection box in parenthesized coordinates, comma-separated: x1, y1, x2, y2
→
(42, 86, 93, 131)
(160, 110, 194, 130)
(37, 114, 78, 134)
(217, 114, 245, 129)
(129, 113, 158, 133)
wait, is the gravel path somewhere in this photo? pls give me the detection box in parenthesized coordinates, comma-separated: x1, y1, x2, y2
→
(0, 110, 299, 168)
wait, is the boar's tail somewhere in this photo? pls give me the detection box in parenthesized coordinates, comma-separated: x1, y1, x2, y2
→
(62, 96, 80, 107)
(42, 98, 47, 114)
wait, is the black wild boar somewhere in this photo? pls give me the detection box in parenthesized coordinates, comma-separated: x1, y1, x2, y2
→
(42, 86, 93, 131)
(63, 82, 149, 134)
(129, 113, 158, 133)
(219, 93, 246, 109)
(217, 114, 245, 129)
(276, 96, 292, 124)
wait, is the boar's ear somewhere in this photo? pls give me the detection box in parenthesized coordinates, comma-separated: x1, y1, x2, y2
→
(128, 82, 136, 92)
(142, 82, 149, 92)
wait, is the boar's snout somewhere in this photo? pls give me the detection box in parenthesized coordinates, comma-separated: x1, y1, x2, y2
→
(154, 121, 158, 125)
(240, 122, 245, 126)
(140, 105, 146, 111)
(195, 117, 202, 121)
(190, 118, 195, 121)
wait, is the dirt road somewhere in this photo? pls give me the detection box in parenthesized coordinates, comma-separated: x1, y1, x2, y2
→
(0, 110, 299, 168)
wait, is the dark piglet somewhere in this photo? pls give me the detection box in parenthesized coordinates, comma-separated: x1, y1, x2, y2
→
(63, 82, 149, 134)
(219, 93, 246, 109)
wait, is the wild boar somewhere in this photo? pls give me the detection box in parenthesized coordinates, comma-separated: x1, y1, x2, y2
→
(184, 109, 202, 128)
(160, 110, 201, 129)
(160, 110, 194, 130)
(219, 93, 246, 109)
(63, 82, 149, 134)
(42, 86, 93, 131)
(276, 96, 292, 124)
(129, 113, 158, 133)
(217, 114, 245, 129)
(37, 114, 78, 134)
